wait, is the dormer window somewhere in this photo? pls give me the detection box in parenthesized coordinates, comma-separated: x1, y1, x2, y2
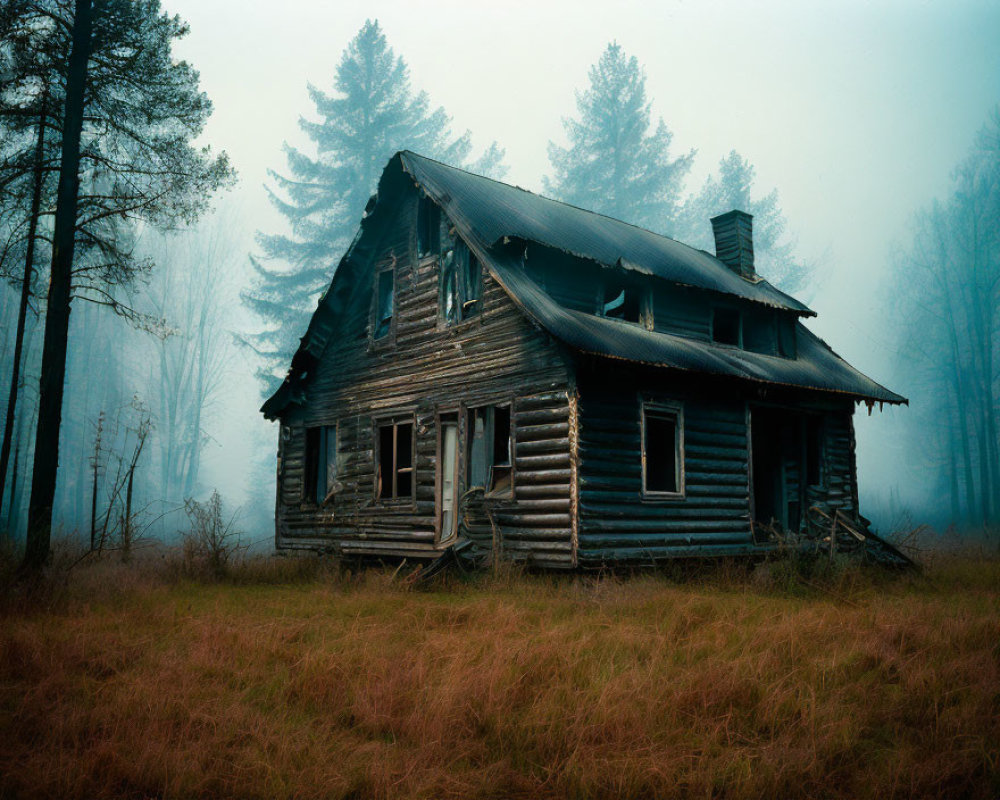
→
(440, 240, 482, 325)
(600, 282, 642, 324)
(712, 307, 741, 347)
(373, 268, 394, 340)
(417, 196, 440, 258)
(777, 316, 797, 358)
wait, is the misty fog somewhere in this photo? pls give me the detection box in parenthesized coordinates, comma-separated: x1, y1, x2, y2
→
(2, 0, 999, 547)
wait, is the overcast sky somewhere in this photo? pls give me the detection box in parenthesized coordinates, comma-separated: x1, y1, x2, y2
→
(161, 0, 1000, 520)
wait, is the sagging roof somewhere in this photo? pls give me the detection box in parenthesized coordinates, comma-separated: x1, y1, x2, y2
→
(399, 151, 814, 316)
(262, 151, 905, 419)
(486, 251, 905, 405)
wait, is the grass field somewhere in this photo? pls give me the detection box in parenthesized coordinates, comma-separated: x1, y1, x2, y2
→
(1, 551, 998, 799)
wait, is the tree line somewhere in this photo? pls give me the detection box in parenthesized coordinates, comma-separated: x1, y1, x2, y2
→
(890, 109, 1000, 529)
(4, 8, 987, 570)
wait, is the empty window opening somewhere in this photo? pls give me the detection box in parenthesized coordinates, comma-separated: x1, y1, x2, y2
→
(377, 420, 414, 500)
(374, 269, 394, 340)
(440, 240, 482, 324)
(642, 404, 682, 495)
(602, 283, 642, 323)
(712, 308, 741, 346)
(742, 311, 774, 354)
(467, 404, 513, 495)
(303, 424, 339, 504)
(417, 196, 440, 258)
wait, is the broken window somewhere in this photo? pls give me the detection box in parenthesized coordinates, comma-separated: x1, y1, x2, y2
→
(417, 195, 440, 258)
(777, 316, 797, 358)
(303, 424, 338, 504)
(376, 419, 414, 500)
(601, 282, 642, 323)
(642, 403, 683, 496)
(712, 307, 741, 346)
(373, 268, 394, 340)
(440, 240, 482, 324)
(467, 404, 513, 495)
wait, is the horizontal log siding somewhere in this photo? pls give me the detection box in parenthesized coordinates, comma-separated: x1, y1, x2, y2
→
(276, 189, 574, 566)
(576, 383, 754, 565)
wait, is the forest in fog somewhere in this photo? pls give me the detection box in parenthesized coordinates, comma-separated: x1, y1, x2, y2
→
(0, 0, 998, 564)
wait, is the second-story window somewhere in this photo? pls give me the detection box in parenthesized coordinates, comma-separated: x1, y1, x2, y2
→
(373, 268, 394, 340)
(417, 196, 440, 258)
(600, 282, 643, 324)
(712, 307, 741, 346)
(440, 240, 482, 325)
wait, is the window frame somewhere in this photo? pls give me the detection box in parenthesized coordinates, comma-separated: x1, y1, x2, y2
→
(302, 422, 340, 506)
(465, 401, 516, 499)
(372, 266, 395, 344)
(439, 239, 483, 327)
(373, 414, 416, 504)
(416, 195, 441, 260)
(640, 399, 685, 500)
(711, 307, 743, 348)
(597, 281, 650, 327)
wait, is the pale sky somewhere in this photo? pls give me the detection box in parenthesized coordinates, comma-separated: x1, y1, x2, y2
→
(161, 0, 1000, 521)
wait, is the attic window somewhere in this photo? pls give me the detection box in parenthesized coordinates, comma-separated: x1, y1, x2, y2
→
(440, 240, 482, 325)
(712, 308, 741, 346)
(777, 316, 797, 358)
(417, 196, 440, 258)
(467, 404, 513, 495)
(373, 268, 394, 340)
(601, 283, 642, 323)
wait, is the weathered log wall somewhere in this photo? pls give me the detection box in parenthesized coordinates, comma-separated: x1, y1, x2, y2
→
(276, 186, 575, 566)
(574, 362, 861, 565)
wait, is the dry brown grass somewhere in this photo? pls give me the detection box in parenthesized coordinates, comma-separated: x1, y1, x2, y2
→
(0, 551, 997, 799)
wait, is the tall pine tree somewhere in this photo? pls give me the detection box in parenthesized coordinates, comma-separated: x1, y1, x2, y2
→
(679, 151, 810, 293)
(544, 42, 694, 233)
(244, 19, 505, 393)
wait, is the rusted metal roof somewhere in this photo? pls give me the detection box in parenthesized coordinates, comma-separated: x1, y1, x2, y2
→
(399, 151, 814, 316)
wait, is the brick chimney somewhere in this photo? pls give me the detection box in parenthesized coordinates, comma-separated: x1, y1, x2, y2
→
(711, 210, 754, 279)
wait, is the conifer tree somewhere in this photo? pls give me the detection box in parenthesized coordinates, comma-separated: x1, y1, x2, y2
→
(244, 19, 505, 393)
(2, 0, 234, 570)
(679, 151, 810, 293)
(544, 43, 694, 233)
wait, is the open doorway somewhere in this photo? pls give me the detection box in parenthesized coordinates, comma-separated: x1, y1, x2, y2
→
(750, 407, 822, 542)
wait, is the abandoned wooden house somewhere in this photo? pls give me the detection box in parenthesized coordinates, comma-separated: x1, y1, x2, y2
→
(261, 151, 906, 568)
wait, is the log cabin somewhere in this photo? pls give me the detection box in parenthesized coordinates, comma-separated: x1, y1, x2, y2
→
(261, 151, 906, 568)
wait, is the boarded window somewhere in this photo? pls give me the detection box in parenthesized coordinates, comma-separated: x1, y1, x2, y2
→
(417, 196, 440, 258)
(374, 269, 394, 340)
(601, 283, 642, 323)
(376, 420, 414, 500)
(303, 425, 338, 504)
(712, 308, 741, 346)
(440, 240, 482, 324)
(467, 404, 513, 495)
(642, 404, 682, 495)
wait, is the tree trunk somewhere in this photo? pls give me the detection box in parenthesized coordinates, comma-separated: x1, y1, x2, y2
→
(23, 0, 93, 571)
(0, 99, 47, 527)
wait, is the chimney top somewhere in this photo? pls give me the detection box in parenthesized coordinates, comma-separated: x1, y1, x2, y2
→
(711, 210, 754, 279)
